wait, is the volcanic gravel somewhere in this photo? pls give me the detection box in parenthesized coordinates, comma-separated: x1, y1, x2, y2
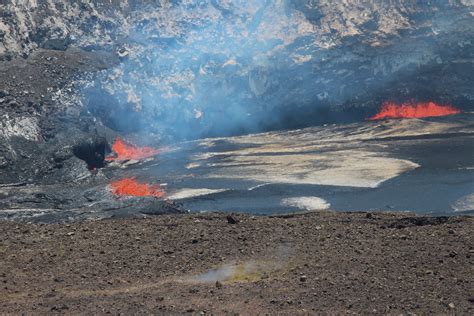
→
(0, 211, 472, 314)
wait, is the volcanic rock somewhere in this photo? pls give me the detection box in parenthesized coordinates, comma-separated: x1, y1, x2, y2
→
(226, 215, 238, 225)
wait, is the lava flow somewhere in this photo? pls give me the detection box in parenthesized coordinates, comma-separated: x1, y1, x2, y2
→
(369, 101, 461, 120)
(106, 138, 162, 161)
(109, 178, 165, 198)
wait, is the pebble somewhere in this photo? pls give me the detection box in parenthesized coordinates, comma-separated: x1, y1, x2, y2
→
(226, 215, 238, 224)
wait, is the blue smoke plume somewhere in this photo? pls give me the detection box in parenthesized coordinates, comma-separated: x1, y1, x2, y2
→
(82, 0, 472, 141)
(83, 0, 340, 140)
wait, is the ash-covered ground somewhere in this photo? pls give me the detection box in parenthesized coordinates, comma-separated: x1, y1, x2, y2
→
(1, 212, 473, 314)
(1, 1, 473, 222)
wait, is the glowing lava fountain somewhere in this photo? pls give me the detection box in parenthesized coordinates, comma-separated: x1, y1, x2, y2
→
(106, 138, 162, 161)
(110, 178, 165, 198)
(370, 101, 461, 120)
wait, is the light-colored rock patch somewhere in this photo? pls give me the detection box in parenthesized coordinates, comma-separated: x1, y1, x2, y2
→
(281, 197, 330, 211)
(201, 149, 419, 188)
(167, 188, 228, 200)
(452, 193, 474, 212)
(0, 115, 41, 141)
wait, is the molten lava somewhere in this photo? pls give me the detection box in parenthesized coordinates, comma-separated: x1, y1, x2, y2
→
(369, 101, 461, 120)
(109, 178, 165, 198)
(106, 138, 162, 161)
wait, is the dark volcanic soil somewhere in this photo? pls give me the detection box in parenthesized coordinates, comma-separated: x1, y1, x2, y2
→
(0, 211, 472, 314)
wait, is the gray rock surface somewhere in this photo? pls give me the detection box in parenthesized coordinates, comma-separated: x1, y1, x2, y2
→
(1, 3, 473, 127)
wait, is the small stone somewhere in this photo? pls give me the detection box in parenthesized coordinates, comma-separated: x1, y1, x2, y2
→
(300, 275, 307, 282)
(215, 281, 223, 289)
(448, 303, 455, 309)
(226, 215, 238, 224)
(8, 100, 19, 107)
(117, 48, 129, 58)
(66, 232, 75, 236)
(51, 304, 68, 311)
(366, 212, 373, 219)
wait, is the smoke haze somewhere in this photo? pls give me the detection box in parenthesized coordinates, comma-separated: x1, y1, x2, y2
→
(80, 0, 473, 140)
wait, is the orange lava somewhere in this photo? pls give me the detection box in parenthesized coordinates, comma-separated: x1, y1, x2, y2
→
(109, 178, 165, 198)
(106, 138, 161, 161)
(369, 101, 461, 120)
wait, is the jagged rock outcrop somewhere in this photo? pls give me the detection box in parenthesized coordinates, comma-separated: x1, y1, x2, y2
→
(0, 0, 153, 58)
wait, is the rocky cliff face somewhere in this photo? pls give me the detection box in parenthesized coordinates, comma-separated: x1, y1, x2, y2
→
(1, 1, 473, 131)
(2, 1, 472, 56)
(0, 0, 146, 57)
